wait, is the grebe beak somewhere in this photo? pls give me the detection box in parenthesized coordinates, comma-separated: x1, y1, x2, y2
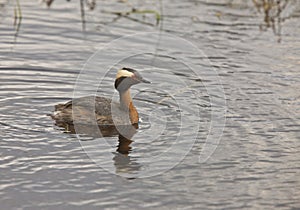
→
(140, 78, 151, 83)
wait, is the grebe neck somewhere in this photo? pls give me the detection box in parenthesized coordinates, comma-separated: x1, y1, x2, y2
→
(119, 89, 139, 125)
(119, 89, 133, 110)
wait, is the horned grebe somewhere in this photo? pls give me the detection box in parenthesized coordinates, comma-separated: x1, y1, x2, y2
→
(51, 67, 150, 132)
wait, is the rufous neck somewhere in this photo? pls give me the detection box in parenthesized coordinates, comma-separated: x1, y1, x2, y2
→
(119, 89, 132, 110)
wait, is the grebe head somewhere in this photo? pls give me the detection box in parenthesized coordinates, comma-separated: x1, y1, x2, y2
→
(114, 67, 150, 92)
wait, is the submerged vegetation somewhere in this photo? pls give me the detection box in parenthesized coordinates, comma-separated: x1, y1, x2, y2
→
(42, 0, 161, 30)
(43, 0, 96, 10)
(13, 0, 22, 40)
(10, 0, 161, 38)
(252, 0, 297, 42)
(9, 0, 299, 42)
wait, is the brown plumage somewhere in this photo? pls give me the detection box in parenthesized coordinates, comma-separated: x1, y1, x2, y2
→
(51, 68, 150, 135)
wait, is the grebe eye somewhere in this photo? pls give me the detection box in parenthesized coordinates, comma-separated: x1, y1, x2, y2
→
(132, 74, 138, 80)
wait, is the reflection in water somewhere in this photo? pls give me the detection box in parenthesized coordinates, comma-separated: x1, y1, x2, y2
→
(52, 112, 140, 176)
(117, 134, 133, 155)
(113, 135, 141, 176)
(62, 119, 141, 175)
(252, 0, 295, 42)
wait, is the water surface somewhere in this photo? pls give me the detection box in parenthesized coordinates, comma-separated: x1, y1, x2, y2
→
(0, 0, 299, 209)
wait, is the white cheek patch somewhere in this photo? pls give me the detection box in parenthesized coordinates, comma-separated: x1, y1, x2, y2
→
(116, 69, 134, 79)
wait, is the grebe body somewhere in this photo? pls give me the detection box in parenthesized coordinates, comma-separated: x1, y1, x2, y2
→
(51, 68, 150, 130)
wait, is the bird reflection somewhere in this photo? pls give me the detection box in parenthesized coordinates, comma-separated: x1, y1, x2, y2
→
(113, 129, 141, 176)
(52, 120, 141, 176)
(117, 135, 133, 154)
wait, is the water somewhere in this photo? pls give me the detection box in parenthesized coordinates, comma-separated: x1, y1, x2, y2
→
(1, 0, 300, 209)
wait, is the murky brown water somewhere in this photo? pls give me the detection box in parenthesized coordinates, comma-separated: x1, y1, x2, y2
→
(0, 0, 299, 209)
